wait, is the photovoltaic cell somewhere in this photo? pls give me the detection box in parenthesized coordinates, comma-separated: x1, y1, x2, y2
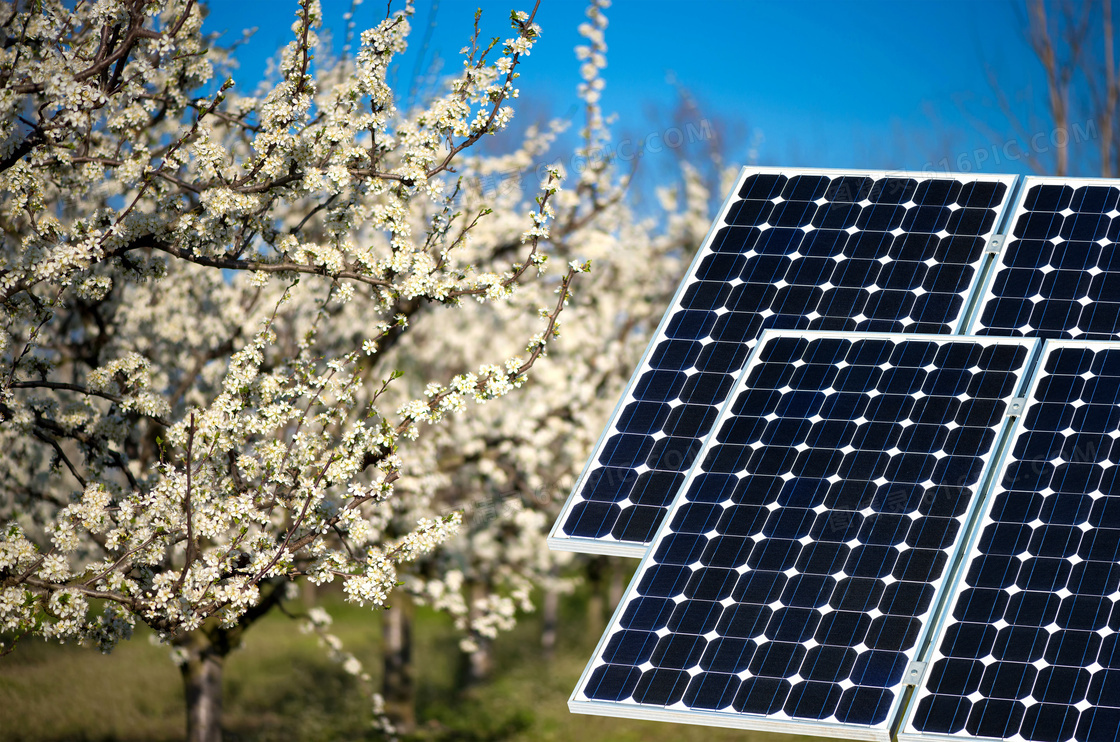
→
(550, 168, 1016, 556)
(903, 341, 1120, 742)
(973, 177, 1120, 340)
(571, 331, 1034, 739)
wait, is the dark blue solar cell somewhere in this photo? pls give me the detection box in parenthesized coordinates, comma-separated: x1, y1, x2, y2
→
(946, 207, 996, 236)
(1016, 211, 1066, 240)
(801, 228, 849, 256)
(631, 472, 689, 508)
(701, 533, 753, 568)
(633, 668, 690, 705)
(1023, 183, 1073, 211)
(620, 596, 675, 631)
(696, 253, 747, 282)
(942, 622, 997, 659)
(700, 638, 756, 674)
(606, 510, 662, 546)
(866, 615, 922, 650)
(902, 205, 951, 233)
(671, 502, 724, 535)
(1079, 707, 1120, 742)
(965, 698, 1025, 739)
(825, 176, 873, 203)
(564, 500, 621, 538)
(637, 564, 693, 597)
(580, 466, 639, 503)
(811, 201, 861, 229)
(913, 694, 972, 734)
(709, 224, 758, 253)
(770, 199, 818, 228)
(679, 280, 732, 311)
(584, 664, 642, 701)
(664, 404, 720, 440)
(676, 571, 739, 609)
(1060, 213, 1110, 241)
(845, 544, 897, 579)
(664, 310, 716, 340)
(869, 177, 917, 204)
(831, 577, 885, 613)
(683, 672, 740, 710)
(869, 614, 922, 650)
(783, 174, 831, 201)
(598, 433, 654, 468)
(649, 439, 698, 472)
(891, 232, 940, 261)
(717, 603, 772, 639)
(679, 372, 734, 406)
(849, 651, 907, 687)
(603, 630, 659, 666)
(668, 596, 725, 630)
(749, 640, 808, 675)
(834, 687, 893, 725)
(784, 680, 843, 719)
(648, 339, 702, 371)
(716, 507, 767, 539)
(753, 228, 803, 258)
(725, 198, 774, 226)
(915, 178, 964, 206)
(733, 677, 791, 714)
(957, 180, 1007, 208)
(632, 369, 687, 402)
(616, 402, 671, 436)
(739, 173, 787, 200)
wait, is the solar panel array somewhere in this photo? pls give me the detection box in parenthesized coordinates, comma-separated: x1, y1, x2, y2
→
(902, 341, 1120, 742)
(973, 178, 1120, 340)
(572, 332, 1034, 739)
(550, 169, 1016, 556)
(553, 169, 1120, 741)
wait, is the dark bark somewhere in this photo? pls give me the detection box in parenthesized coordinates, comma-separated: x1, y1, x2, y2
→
(382, 597, 416, 733)
(586, 555, 607, 633)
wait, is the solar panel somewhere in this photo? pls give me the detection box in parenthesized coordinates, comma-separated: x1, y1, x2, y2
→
(971, 176, 1120, 340)
(549, 168, 1018, 557)
(902, 340, 1120, 742)
(570, 330, 1037, 739)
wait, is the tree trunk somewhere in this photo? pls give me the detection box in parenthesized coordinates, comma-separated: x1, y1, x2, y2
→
(382, 597, 416, 734)
(586, 555, 606, 633)
(460, 579, 492, 687)
(608, 558, 626, 611)
(173, 580, 287, 742)
(179, 630, 225, 742)
(541, 581, 559, 660)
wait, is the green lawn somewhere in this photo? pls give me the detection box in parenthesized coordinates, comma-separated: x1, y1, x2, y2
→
(0, 588, 816, 742)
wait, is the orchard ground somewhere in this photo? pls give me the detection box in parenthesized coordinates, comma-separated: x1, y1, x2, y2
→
(0, 583, 817, 742)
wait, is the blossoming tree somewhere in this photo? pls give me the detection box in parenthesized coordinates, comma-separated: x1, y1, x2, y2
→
(0, 0, 592, 737)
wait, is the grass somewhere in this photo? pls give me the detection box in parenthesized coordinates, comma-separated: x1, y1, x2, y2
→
(0, 586, 816, 742)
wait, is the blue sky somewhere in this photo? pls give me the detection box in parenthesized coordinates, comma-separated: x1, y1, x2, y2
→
(202, 1, 1069, 178)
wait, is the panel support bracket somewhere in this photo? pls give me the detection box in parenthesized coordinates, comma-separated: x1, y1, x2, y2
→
(904, 660, 927, 686)
(984, 233, 1006, 255)
(1006, 396, 1027, 417)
